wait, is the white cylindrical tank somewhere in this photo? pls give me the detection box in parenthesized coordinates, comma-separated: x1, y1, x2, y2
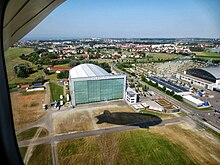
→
(60, 94, 63, 99)
(66, 94, 70, 101)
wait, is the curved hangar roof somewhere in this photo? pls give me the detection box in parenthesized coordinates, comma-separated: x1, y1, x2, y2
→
(201, 67, 220, 79)
(186, 66, 220, 83)
(69, 64, 111, 79)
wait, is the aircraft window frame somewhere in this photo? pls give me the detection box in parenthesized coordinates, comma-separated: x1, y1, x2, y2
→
(0, 0, 27, 164)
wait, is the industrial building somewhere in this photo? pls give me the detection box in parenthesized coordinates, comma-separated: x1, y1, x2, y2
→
(182, 95, 210, 109)
(176, 66, 220, 91)
(148, 76, 190, 95)
(69, 63, 126, 106)
(142, 101, 164, 112)
(126, 87, 138, 104)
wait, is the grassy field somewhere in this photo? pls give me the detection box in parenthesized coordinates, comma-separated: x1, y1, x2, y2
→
(4, 47, 35, 84)
(140, 109, 175, 119)
(19, 147, 27, 160)
(136, 53, 182, 62)
(4, 47, 61, 84)
(57, 129, 192, 165)
(17, 127, 49, 141)
(57, 122, 220, 165)
(10, 91, 46, 130)
(53, 102, 135, 133)
(54, 110, 93, 134)
(117, 130, 193, 165)
(28, 144, 52, 165)
(49, 82, 63, 101)
(193, 51, 220, 60)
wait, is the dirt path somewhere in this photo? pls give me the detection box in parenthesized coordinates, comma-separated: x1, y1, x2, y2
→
(23, 128, 43, 165)
(44, 82, 51, 105)
(88, 110, 99, 130)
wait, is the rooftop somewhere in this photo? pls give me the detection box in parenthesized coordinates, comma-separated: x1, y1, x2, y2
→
(183, 95, 204, 105)
(69, 63, 111, 79)
(200, 67, 220, 79)
(149, 77, 189, 93)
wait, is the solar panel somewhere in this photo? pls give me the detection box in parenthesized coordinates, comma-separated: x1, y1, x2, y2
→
(149, 77, 189, 93)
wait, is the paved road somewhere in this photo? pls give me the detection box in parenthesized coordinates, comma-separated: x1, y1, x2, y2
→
(18, 117, 183, 148)
(112, 66, 220, 130)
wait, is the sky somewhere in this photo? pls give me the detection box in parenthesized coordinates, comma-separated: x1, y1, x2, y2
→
(24, 0, 220, 39)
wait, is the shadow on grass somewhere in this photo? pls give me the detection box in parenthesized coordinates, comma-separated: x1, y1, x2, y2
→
(96, 110, 162, 128)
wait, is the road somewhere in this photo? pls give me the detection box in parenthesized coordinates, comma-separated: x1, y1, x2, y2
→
(18, 64, 220, 164)
(112, 65, 220, 130)
(18, 116, 184, 148)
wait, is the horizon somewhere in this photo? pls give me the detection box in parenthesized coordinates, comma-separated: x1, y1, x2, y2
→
(23, 0, 220, 40)
(22, 36, 220, 41)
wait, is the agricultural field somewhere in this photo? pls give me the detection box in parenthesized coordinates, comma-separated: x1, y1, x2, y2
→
(10, 91, 46, 130)
(57, 122, 220, 165)
(193, 51, 220, 61)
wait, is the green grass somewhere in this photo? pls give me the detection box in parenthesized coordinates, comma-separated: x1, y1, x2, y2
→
(117, 130, 195, 165)
(58, 137, 102, 165)
(17, 127, 49, 141)
(19, 147, 27, 160)
(57, 130, 195, 165)
(137, 53, 182, 62)
(178, 112, 187, 117)
(182, 101, 212, 111)
(140, 109, 175, 118)
(45, 72, 57, 81)
(39, 129, 49, 137)
(17, 127, 38, 141)
(4, 48, 35, 84)
(28, 144, 52, 165)
(49, 82, 63, 101)
(193, 51, 220, 61)
(4, 47, 33, 61)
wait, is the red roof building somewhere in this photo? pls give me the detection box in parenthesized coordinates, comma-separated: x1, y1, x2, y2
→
(47, 66, 71, 71)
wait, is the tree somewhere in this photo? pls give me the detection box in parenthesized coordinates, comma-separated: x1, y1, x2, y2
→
(162, 86, 166, 91)
(33, 76, 45, 84)
(69, 60, 80, 67)
(43, 68, 49, 75)
(14, 63, 33, 78)
(37, 64, 43, 70)
(143, 85, 149, 91)
(57, 70, 69, 79)
(141, 74, 146, 82)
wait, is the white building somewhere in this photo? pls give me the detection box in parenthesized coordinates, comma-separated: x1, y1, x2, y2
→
(126, 87, 138, 104)
(142, 101, 164, 112)
(182, 95, 210, 109)
(176, 66, 220, 91)
(69, 64, 126, 106)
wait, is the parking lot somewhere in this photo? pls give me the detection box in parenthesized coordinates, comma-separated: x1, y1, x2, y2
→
(199, 90, 220, 109)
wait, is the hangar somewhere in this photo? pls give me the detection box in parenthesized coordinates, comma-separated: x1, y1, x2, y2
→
(69, 63, 126, 106)
(176, 66, 220, 91)
(186, 67, 220, 84)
